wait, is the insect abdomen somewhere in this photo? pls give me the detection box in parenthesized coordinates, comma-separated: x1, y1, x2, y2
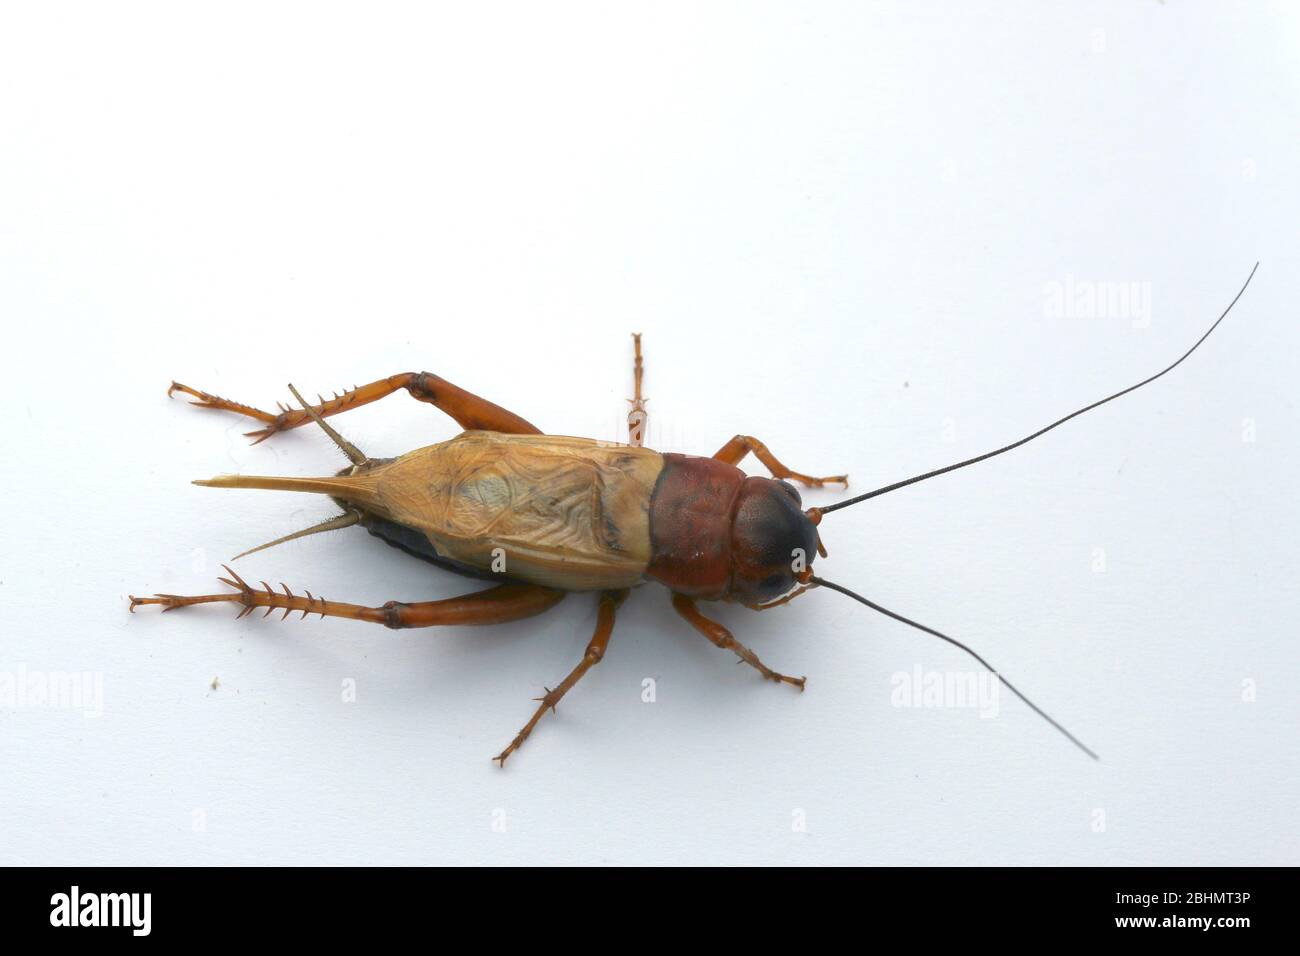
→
(360, 513, 504, 582)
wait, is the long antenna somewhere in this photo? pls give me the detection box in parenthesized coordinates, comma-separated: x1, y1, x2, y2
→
(811, 576, 1099, 760)
(817, 263, 1258, 515)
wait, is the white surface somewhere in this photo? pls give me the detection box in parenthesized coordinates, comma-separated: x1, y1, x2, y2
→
(1, 2, 1297, 866)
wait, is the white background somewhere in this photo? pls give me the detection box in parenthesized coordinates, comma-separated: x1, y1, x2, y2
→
(2, 2, 1297, 866)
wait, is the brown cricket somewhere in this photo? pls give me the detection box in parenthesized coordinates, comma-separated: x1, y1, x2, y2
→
(131, 265, 1256, 764)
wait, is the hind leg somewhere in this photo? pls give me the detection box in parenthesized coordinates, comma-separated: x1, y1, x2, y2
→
(169, 371, 540, 443)
(130, 566, 564, 627)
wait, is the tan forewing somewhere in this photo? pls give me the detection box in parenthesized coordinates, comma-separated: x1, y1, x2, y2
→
(367, 432, 664, 591)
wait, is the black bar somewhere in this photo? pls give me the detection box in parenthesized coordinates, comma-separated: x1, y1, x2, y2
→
(0, 866, 1285, 942)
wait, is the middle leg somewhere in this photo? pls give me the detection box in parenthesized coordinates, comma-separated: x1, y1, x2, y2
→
(494, 588, 629, 766)
(626, 332, 648, 446)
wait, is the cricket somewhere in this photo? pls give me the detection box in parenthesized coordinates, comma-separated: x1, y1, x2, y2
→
(130, 264, 1257, 765)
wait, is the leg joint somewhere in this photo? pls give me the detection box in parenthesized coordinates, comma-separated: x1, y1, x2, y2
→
(382, 601, 409, 629)
(407, 372, 437, 401)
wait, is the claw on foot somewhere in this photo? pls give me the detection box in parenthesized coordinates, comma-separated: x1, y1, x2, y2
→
(128, 594, 191, 613)
(168, 380, 280, 437)
(167, 380, 220, 403)
(759, 671, 806, 691)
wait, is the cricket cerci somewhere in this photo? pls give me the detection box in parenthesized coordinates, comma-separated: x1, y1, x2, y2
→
(131, 265, 1255, 765)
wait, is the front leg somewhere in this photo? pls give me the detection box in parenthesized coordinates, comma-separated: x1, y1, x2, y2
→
(712, 434, 847, 489)
(671, 593, 805, 690)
